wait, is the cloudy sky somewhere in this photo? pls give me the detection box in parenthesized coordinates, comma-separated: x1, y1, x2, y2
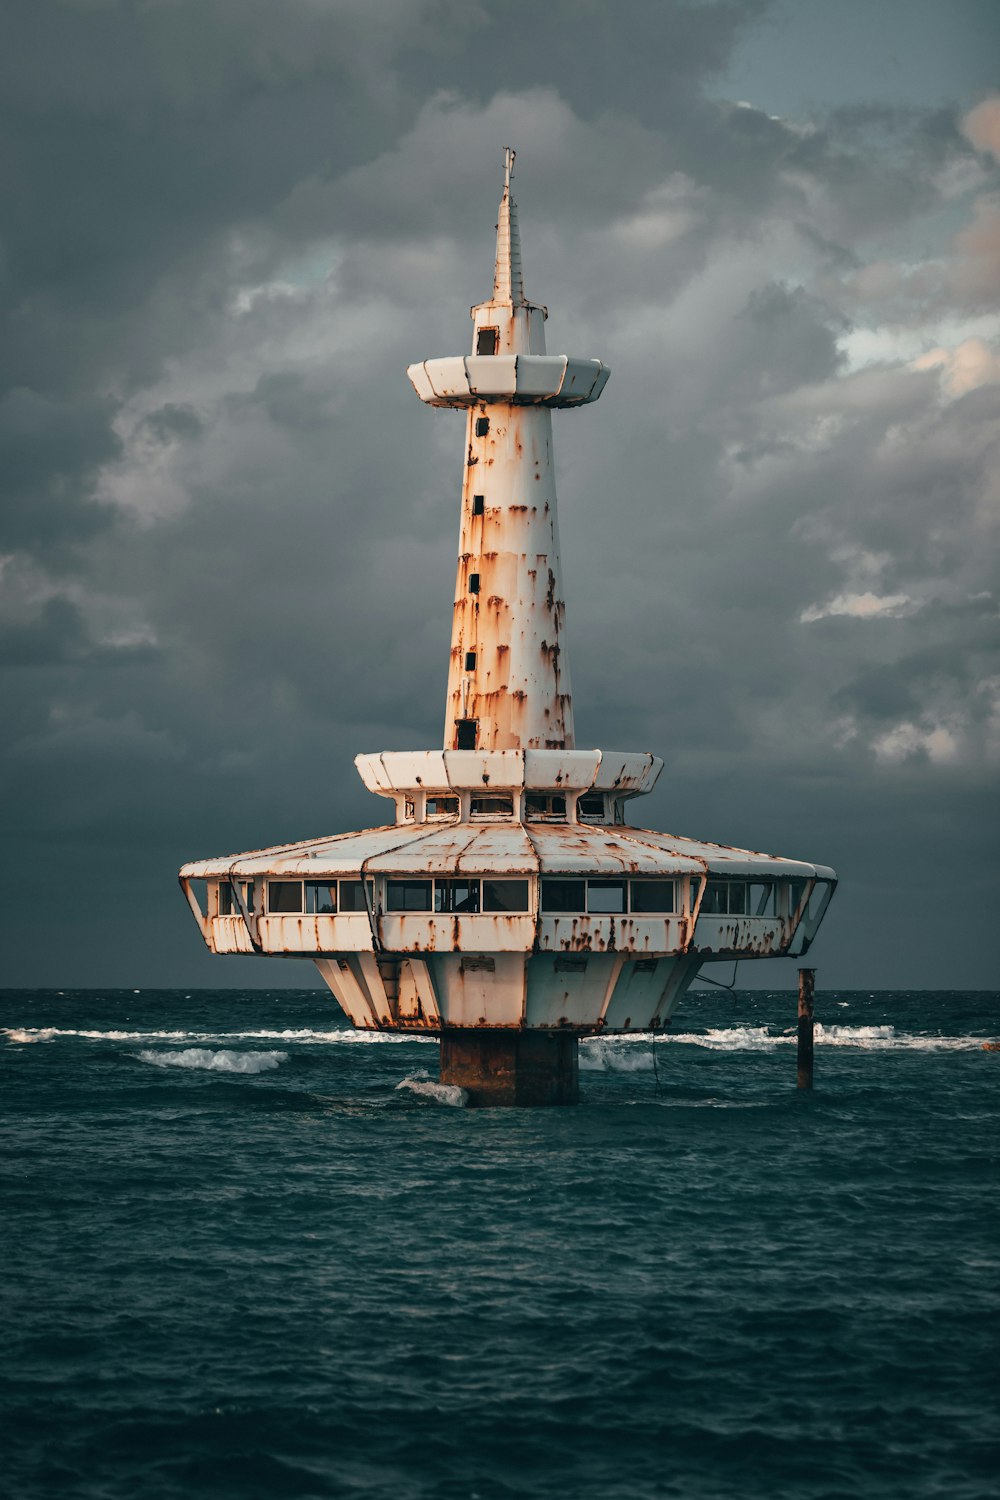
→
(3, 0, 998, 990)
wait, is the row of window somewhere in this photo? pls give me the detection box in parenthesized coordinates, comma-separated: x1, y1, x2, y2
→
(218, 877, 789, 920)
(402, 792, 608, 822)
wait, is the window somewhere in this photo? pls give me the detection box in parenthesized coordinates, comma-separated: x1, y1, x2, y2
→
(630, 880, 676, 914)
(468, 573, 480, 594)
(218, 881, 253, 915)
(748, 882, 774, 916)
(587, 878, 626, 914)
(475, 416, 490, 437)
(578, 794, 605, 821)
(386, 879, 432, 912)
(403, 797, 416, 820)
(482, 879, 530, 912)
(339, 880, 373, 913)
(541, 878, 586, 913)
(435, 880, 480, 914)
(465, 651, 477, 670)
(476, 328, 498, 355)
(455, 719, 477, 750)
(268, 881, 303, 913)
(426, 795, 459, 818)
(787, 879, 808, 914)
(524, 793, 567, 820)
(470, 795, 513, 817)
(472, 494, 485, 516)
(702, 881, 750, 916)
(305, 882, 337, 915)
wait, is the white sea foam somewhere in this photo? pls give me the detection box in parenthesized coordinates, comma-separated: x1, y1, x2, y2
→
(395, 1075, 468, 1106)
(1, 1026, 432, 1046)
(136, 1048, 288, 1073)
(579, 1039, 655, 1071)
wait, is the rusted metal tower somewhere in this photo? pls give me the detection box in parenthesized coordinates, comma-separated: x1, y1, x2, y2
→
(180, 151, 836, 1105)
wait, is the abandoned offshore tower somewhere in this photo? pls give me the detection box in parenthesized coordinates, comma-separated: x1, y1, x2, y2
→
(179, 151, 836, 1105)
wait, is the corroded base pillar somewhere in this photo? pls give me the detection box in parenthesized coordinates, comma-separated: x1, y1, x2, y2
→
(439, 1030, 579, 1107)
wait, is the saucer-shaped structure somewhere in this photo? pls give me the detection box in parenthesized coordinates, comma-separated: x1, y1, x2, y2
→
(179, 151, 836, 1104)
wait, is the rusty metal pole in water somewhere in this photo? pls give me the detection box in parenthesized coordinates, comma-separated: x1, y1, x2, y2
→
(797, 968, 815, 1089)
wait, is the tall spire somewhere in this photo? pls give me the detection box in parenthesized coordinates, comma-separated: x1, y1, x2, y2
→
(492, 147, 524, 305)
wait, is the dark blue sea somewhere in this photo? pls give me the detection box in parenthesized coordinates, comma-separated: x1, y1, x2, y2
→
(2, 988, 997, 1500)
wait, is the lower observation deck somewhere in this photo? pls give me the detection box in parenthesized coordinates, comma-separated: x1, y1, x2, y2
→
(180, 788, 836, 1035)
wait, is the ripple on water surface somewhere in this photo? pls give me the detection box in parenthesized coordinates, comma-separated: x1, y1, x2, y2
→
(1, 987, 998, 1500)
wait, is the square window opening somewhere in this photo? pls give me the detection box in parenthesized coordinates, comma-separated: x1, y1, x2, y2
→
(472, 494, 485, 516)
(524, 793, 567, 820)
(426, 795, 459, 818)
(268, 881, 303, 914)
(305, 882, 337, 915)
(468, 573, 480, 595)
(587, 878, 627, 915)
(577, 794, 606, 821)
(455, 718, 478, 750)
(435, 879, 481, 914)
(482, 879, 530, 913)
(541, 878, 586, 913)
(476, 328, 499, 355)
(630, 879, 676, 914)
(465, 651, 477, 670)
(470, 795, 513, 818)
(338, 880, 373, 914)
(475, 416, 490, 437)
(386, 879, 433, 913)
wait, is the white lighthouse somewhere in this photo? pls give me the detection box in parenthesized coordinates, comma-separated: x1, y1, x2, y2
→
(179, 152, 836, 1105)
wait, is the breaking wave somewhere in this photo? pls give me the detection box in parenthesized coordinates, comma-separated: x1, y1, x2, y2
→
(136, 1048, 288, 1073)
(2, 1026, 431, 1046)
(395, 1075, 468, 1106)
(580, 1025, 989, 1054)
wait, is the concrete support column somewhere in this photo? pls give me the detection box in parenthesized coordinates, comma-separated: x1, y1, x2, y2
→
(439, 1029, 579, 1106)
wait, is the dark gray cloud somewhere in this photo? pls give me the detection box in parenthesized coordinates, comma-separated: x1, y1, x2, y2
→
(1, 0, 997, 988)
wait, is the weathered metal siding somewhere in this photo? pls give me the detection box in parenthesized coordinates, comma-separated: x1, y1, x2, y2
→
(447, 400, 575, 751)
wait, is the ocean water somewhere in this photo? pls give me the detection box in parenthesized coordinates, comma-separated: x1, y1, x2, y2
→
(2, 987, 997, 1500)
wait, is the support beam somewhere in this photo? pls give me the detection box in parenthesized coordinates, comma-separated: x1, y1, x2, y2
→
(798, 968, 815, 1090)
(439, 1029, 579, 1107)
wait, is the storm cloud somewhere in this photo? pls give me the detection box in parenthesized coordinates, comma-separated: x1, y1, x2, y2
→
(2, 0, 998, 987)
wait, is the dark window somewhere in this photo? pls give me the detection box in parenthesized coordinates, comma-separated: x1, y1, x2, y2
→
(403, 797, 415, 820)
(435, 879, 480, 914)
(541, 878, 586, 913)
(749, 881, 775, 916)
(524, 793, 567, 819)
(455, 718, 477, 750)
(426, 795, 459, 817)
(702, 881, 727, 915)
(475, 416, 489, 437)
(469, 573, 480, 594)
(728, 882, 747, 915)
(788, 879, 808, 913)
(218, 882, 234, 916)
(339, 880, 373, 913)
(470, 795, 513, 817)
(472, 494, 485, 516)
(476, 328, 499, 355)
(386, 879, 432, 912)
(587, 879, 626, 914)
(630, 880, 676, 914)
(465, 651, 477, 670)
(305, 882, 337, 915)
(577, 794, 605, 820)
(268, 881, 302, 913)
(482, 879, 530, 912)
